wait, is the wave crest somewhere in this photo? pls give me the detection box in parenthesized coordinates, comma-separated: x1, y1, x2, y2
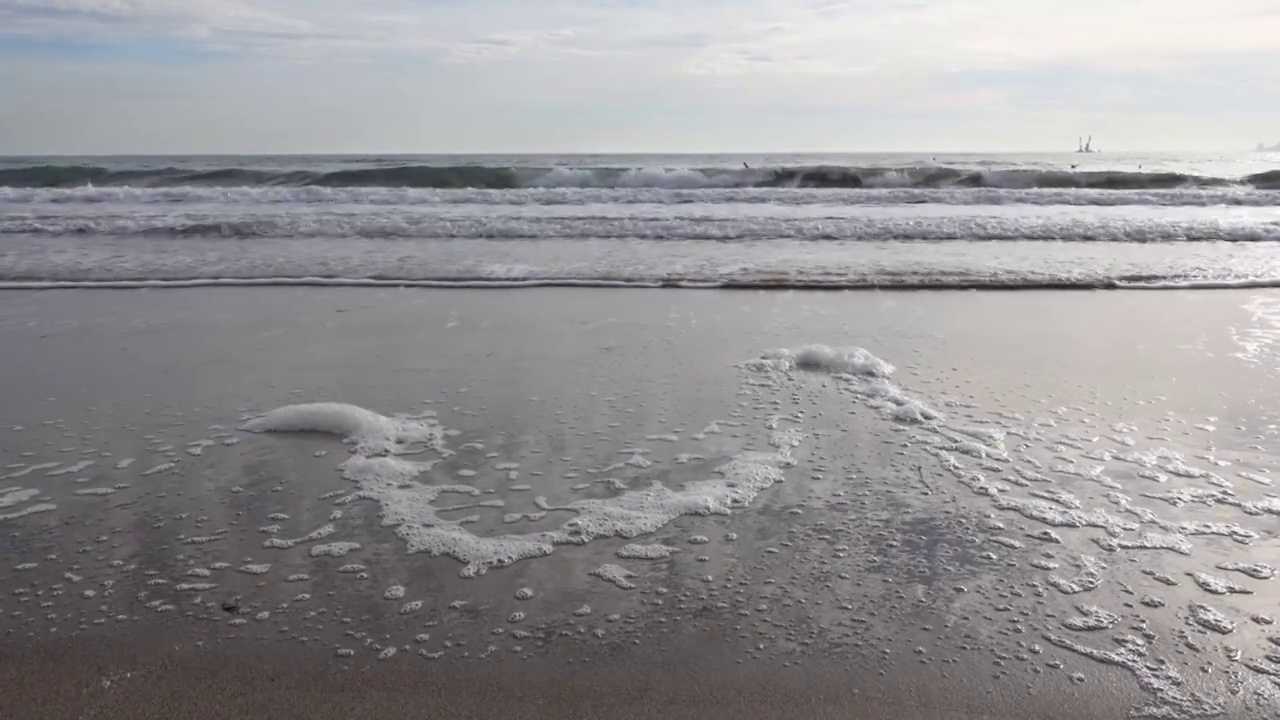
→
(3, 163, 1277, 191)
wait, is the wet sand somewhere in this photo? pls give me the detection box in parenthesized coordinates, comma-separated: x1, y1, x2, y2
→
(1, 287, 1278, 719)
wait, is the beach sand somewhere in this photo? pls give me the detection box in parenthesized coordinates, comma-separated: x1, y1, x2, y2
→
(1, 287, 1278, 719)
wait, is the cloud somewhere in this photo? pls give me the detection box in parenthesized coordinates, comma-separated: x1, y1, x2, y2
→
(2, 0, 1278, 71)
(1, 0, 1278, 152)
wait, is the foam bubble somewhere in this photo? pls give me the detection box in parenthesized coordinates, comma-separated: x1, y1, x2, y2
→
(141, 462, 176, 476)
(1094, 532, 1193, 556)
(262, 524, 335, 550)
(1026, 529, 1063, 544)
(590, 564, 638, 590)
(993, 496, 1136, 536)
(3, 462, 61, 479)
(1188, 571, 1252, 595)
(241, 403, 447, 456)
(310, 542, 361, 558)
(1047, 556, 1107, 595)
(1063, 605, 1120, 632)
(46, 460, 95, 477)
(1238, 471, 1273, 486)
(0, 503, 56, 521)
(616, 543, 680, 560)
(1189, 603, 1236, 634)
(174, 582, 217, 592)
(1215, 562, 1274, 580)
(0, 487, 40, 508)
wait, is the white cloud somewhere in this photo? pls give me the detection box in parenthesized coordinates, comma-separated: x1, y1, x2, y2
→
(1, 0, 1278, 152)
(3, 0, 1277, 69)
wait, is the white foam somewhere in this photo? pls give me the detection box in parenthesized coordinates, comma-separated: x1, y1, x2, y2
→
(114, 458, 135, 470)
(2, 462, 61, 479)
(46, 460, 94, 477)
(590, 563, 638, 590)
(992, 496, 1136, 536)
(1028, 488, 1082, 509)
(1188, 571, 1252, 595)
(1027, 529, 1063, 544)
(0, 487, 40, 508)
(1094, 532, 1193, 556)
(1045, 634, 1223, 718)
(0, 502, 56, 521)
(616, 543, 680, 560)
(751, 345, 895, 378)
(1238, 471, 1272, 486)
(310, 542, 361, 557)
(1062, 605, 1120, 631)
(290, 407, 803, 576)
(262, 524, 335, 550)
(242, 403, 447, 456)
(1046, 556, 1107, 595)
(237, 564, 271, 575)
(141, 462, 176, 476)
(174, 582, 217, 592)
(1189, 603, 1236, 634)
(1216, 562, 1274, 580)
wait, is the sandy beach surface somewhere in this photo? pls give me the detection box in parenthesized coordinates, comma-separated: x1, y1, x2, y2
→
(1, 287, 1278, 720)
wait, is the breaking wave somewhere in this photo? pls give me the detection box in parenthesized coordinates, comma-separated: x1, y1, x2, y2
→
(4, 185, 1280, 207)
(3, 163, 1280, 191)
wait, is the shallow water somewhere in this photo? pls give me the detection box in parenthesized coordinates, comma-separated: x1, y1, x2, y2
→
(1, 288, 1277, 717)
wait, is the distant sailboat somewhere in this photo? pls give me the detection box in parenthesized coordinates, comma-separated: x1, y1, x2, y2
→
(1076, 136, 1097, 154)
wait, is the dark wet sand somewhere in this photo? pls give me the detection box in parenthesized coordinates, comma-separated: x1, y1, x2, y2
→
(2, 627, 1135, 720)
(1, 287, 1278, 720)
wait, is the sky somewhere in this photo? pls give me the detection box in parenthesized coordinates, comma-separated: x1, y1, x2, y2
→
(1, 0, 1279, 154)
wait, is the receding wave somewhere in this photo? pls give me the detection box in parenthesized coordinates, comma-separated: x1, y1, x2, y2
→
(3, 163, 1279, 191)
(5, 213, 1278, 242)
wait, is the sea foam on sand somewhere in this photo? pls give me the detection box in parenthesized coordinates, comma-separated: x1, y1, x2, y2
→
(242, 402, 446, 456)
(241, 401, 802, 577)
(746, 345, 941, 423)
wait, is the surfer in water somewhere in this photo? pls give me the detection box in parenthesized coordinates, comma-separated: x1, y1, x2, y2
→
(743, 161, 750, 169)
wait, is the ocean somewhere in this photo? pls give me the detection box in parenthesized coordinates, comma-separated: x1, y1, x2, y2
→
(1, 152, 1278, 289)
